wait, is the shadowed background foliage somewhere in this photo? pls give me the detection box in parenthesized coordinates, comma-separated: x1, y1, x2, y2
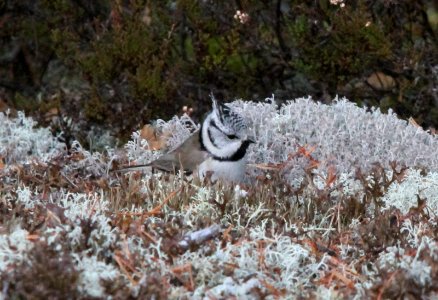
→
(0, 0, 437, 146)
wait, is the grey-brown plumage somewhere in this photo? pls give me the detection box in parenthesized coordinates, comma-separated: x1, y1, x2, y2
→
(115, 97, 255, 182)
(115, 130, 207, 174)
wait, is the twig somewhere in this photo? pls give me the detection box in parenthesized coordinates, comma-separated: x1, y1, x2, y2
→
(117, 187, 181, 218)
(178, 224, 222, 250)
(330, 269, 355, 289)
(114, 253, 137, 285)
(26, 234, 39, 241)
(222, 225, 233, 242)
(260, 279, 284, 298)
(247, 163, 282, 171)
(171, 263, 194, 291)
(60, 172, 78, 189)
(0, 281, 9, 300)
(145, 187, 181, 216)
(377, 271, 398, 300)
(141, 229, 158, 244)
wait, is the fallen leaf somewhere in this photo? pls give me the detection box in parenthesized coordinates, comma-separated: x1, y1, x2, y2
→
(366, 72, 396, 91)
(44, 107, 59, 122)
(408, 117, 421, 128)
(140, 124, 166, 150)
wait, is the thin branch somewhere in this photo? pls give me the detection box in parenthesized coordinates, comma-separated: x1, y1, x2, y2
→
(178, 224, 222, 250)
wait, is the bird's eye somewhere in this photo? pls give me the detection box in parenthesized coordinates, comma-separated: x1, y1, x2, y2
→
(227, 134, 237, 140)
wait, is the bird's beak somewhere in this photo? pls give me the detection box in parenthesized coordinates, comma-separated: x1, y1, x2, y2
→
(246, 135, 256, 144)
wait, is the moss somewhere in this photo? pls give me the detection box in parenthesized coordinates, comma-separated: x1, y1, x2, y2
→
(84, 89, 107, 122)
(289, 2, 392, 87)
(12, 93, 39, 112)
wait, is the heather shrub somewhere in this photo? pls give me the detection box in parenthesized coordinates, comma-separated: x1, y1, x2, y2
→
(1, 1, 436, 142)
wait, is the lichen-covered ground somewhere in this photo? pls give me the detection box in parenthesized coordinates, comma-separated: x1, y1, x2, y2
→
(1, 97, 438, 299)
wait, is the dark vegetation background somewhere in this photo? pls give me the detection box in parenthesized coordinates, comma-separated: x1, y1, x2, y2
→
(0, 0, 437, 147)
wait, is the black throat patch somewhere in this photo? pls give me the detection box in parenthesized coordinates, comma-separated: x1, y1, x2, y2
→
(199, 115, 253, 162)
(199, 123, 206, 151)
(213, 140, 253, 162)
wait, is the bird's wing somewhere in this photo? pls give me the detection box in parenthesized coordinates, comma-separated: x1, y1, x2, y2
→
(113, 130, 207, 174)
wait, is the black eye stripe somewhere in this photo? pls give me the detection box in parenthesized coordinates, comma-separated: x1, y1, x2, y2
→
(210, 119, 238, 140)
(208, 129, 216, 146)
(210, 119, 220, 130)
(199, 124, 206, 151)
(219, 107, 226, 123)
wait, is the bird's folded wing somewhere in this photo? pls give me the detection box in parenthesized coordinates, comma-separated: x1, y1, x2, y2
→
(112, 154, 186, 173)
(113, 129, 208, 174)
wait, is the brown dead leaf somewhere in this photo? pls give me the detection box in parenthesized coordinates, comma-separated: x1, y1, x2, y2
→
(110, 6, 122, 30)
(140, 124, 156, 140)
(0, 99, 9, 112)
(366, 72, 396, 91)
(171, 263, 195, 291)
(330, 270, 355, 289)
(408, 117, 421, 128)
(0, 99, 16, 115)
(141, 5, 151, 25)
(325, 166, 337, 187)
(260, 279, 286, 298)
(140, 125, 166, 150)
(44, 107, 59, 122)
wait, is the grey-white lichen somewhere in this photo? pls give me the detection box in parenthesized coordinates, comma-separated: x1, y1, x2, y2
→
(2, 96, 438, 299)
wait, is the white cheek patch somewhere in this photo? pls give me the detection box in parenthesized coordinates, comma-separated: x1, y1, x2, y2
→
(201, 115, 243, 159)
(208, 126, 229, 148)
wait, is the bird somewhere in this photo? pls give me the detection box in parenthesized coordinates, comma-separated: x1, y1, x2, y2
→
(115, 98, 255, 183)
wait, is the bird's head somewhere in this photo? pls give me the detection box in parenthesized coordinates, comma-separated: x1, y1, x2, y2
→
(200, 97, 254, 161)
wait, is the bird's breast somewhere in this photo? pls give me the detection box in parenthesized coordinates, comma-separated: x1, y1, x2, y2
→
(197, 157, 247, 183)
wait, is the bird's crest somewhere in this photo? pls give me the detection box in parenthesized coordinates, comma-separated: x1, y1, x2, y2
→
(210, 95, 247, 136)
